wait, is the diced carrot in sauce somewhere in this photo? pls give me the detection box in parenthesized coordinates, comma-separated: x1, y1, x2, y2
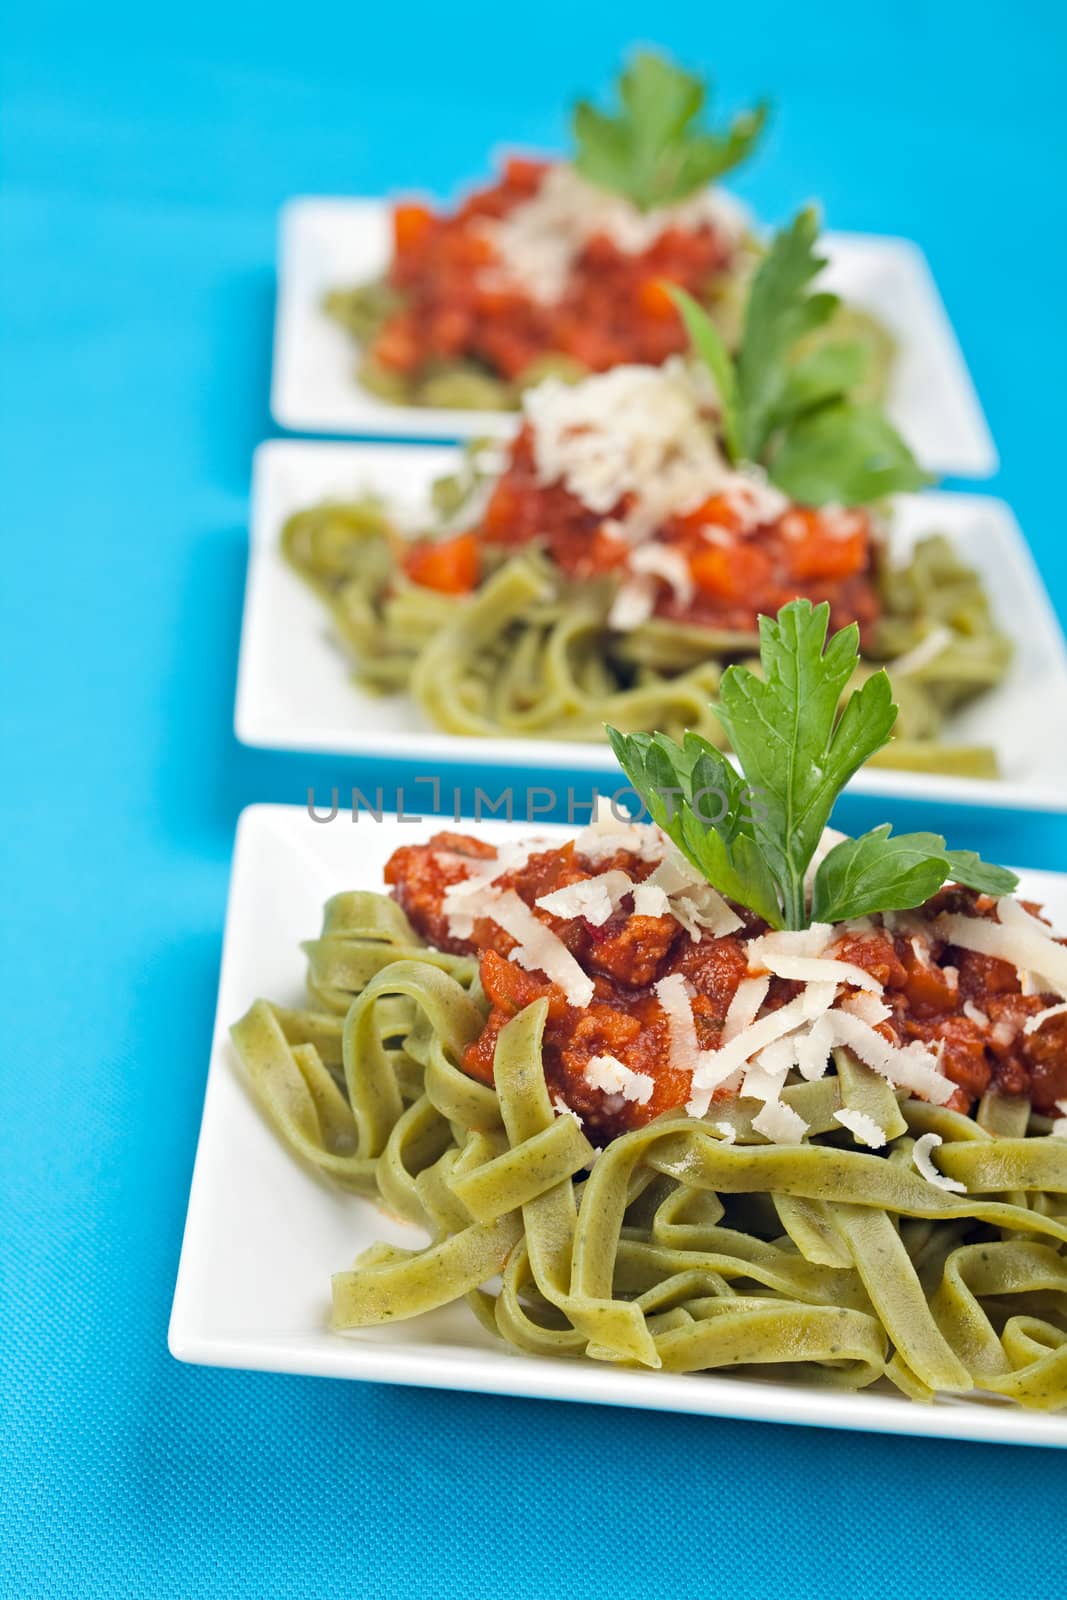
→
(393, 202, 435, 254)
(637, 276, 681, 320)
(689, 542, 774, 602)
(402, 531, 480, 594)
(673, 494, 749, 537)
(785, 510, 869, 581)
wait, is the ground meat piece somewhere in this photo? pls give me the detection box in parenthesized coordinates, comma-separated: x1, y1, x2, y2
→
(584, 913, 679, 986)
(895, 941, 960, 1018)
(1020, 1012, 1067, 1112)
(957, 948, 1022, 999)
(834, 931, 907, 989)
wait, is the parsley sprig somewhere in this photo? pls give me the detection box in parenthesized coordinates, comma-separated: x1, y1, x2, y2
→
(572, 50, 767, 212)
(608, 599, 1016, 930)
(670, 207, 931, 506)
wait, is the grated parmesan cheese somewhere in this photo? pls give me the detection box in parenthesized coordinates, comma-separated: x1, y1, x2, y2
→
(535, 870, 634, 928)
(912, 1132, 967, 1194)
(839, 991, 892, 1028)
(627, 542, 695, 605)
(819, 1010, 955, 1105)
(573, 804, 666, 865)
(486, 889, 595, 1008)
(442, 841, 536, 939)
(749, 948, 883, 993)
(997, 896, 1054, 938)
(1023, 1001, 1067, 1035)
(689, 992, 821, 1109)
(752, 1097, 809, 1145)
(833, 1107, 888, 1149)
(476, 163, 747, 305)
(607, 575, 656, 631)
(551, 1093, 583, 1128)
(584, 1054, 655, 1105)
(655, 973, 702, 1075)
(888, 624, 954, 679)
(639, 853, 744, 938)
(935, 909, 1067, 999)
(523, 360, 730, 536)
(803, 827, 848, 897)
(722, 975, 771, 1042)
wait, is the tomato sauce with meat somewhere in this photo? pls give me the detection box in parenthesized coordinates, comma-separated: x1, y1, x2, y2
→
(473, 424, 881, 638)
(372, 158, 738, 383)
(385, 835, 1067, 1142)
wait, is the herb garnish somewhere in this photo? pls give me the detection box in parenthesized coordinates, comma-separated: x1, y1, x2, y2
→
(607, 598, 1016, 931)
(669, 207, 930, 506)
(572, 50, 767, 212)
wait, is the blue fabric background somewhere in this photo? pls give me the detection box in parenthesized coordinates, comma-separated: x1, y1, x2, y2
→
(3, 2, 1067, 1594)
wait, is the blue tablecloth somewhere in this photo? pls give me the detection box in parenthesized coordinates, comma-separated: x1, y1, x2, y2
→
(3, 3, 1066, 1594)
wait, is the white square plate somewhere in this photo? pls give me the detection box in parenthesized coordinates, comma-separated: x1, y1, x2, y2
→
(236, 437, 1067, 812)
(169, 804, 1067, 1447)
(271, 196, 997, 478)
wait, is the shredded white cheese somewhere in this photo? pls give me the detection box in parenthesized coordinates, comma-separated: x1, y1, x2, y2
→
(535, 870, 634, 928)
(720, 469, 790, 530)
(714, 1121, 737, 1145)
(997, 896, 1054, 937)
(534, 850, 742, 947)
(655, 973, 702, 1075)
(689, 992, 820, 1109)
(795, 1013, 836, 1081)
(523, 360, 730, 535)
(748, 948, 883, 993)
(1023, 1001, 1067, 1035)
(833, 1107, 888, 1149)
(643, 853, 744, 938)
(820, 1011, 955, 1105)
(935, 910, 1067, 999)
(722, 975, 771, 1041)
(477, 162, 746, 305)
(441, 841, 536, 939)
(584, 1054, 655, 1106)
(963, 1000, 990, 1028)
(839, 991, 892, 1027)
(607, 575, 657, 630)
(626, 543, 695, 605)
(486, 889, 595, 1008)
(752, 1097, 809, 1145)
(752, 1037, 799, 1081)
(551, 1093, 583, 1128)
(889, 624, 954, 679)
(803, 827, 848, 898)
(912, 1132, 967, 1194)
(573, 805, 666, 865)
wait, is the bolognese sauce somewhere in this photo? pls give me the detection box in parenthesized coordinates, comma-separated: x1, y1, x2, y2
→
(385, 831, 1067, 1142)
